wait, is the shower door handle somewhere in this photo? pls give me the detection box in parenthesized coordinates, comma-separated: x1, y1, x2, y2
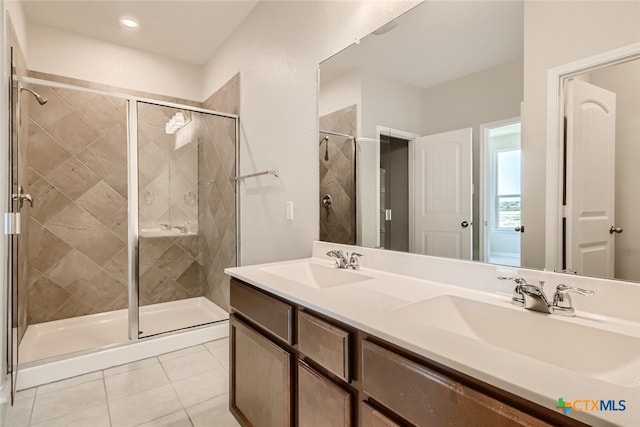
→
(12, 186, 33, 209)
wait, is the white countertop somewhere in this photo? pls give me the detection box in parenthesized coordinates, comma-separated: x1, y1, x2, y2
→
(225, 243, 640, 427)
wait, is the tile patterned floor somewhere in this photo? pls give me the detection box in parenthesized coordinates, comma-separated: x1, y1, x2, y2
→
(1, 339, 240, 427)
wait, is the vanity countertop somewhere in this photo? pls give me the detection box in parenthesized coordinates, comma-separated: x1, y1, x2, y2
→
(225, 244, 640, 427)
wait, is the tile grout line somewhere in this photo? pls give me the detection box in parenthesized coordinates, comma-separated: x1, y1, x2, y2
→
(28, 378, 108, 427)
(26, 391, 37, 427)
(100, 371, 114, 427)
(157, 351, 193, 424)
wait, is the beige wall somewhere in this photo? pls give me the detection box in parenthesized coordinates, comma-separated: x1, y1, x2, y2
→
(521, 0, 640, 269)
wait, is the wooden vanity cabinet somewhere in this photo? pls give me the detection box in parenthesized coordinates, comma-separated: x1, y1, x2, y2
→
(229, 278, 588, 427)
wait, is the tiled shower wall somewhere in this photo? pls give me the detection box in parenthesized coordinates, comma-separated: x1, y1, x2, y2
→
(319, 105, 357, 245)
(26, 85, 129, 323)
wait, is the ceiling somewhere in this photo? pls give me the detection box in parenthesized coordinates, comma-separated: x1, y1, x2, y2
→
(21, 0, 260, 65)
(320, 1, 524, 89)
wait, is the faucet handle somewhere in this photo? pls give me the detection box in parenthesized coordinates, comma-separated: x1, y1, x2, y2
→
(555, 284, 594, 296)
(552, 284, 594, 316)
(498, 276, 527, 306)
(497, 276, 527, 285)
(326, 250, 347, 268)
(348, 252, 363, 269)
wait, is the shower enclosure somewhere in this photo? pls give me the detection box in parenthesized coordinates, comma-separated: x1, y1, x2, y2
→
(6, 74, 238, 400)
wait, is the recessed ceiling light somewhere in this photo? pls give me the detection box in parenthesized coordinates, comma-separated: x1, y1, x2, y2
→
(119, 16, 139, 29)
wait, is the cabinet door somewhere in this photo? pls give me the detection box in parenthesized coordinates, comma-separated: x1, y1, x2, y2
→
(231, 315, 292, 427)
(361, 402, 401, 427)
(298, 361, 352, 427)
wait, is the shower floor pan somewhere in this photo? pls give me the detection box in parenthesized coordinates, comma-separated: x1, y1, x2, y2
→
(19, 297, 228, 363)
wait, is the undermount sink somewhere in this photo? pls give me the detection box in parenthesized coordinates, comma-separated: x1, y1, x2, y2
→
(394, 295, 640, 388)
(261, 262, 373, 289)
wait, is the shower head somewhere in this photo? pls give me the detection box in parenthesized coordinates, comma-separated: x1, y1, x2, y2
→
(20, 87, 48, 105)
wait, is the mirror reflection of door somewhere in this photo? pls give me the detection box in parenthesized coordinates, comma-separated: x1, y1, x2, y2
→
(564, 79, 616, 278)
(412, 128, 473, 259)
(482, 120, 521, 267)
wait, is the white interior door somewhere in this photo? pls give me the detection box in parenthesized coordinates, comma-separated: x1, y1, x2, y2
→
(565, 79, 616, 277)
(412, 128, 472, 259)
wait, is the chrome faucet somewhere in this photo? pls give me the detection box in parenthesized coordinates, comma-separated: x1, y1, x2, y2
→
(327, 250, 363, 270)
(498, 276, 594, 316)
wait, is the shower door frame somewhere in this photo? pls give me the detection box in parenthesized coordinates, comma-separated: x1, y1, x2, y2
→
(10, 75, 240, 354)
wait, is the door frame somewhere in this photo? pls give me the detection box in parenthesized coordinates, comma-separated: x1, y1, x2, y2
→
(545, 42, 640, 272)
(479, 116, 521, 263)
(375, 126, 419, 251)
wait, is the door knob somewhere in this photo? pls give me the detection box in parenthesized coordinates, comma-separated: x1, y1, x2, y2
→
(515, 226, 524, 233)
(12, 186, 33, 209)
(461, 221, 469, 228)
(609, 226, 623, 234)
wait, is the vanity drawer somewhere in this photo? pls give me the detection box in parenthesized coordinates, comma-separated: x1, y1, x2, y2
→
(361, 340, 551, 427)
(298, 310, 351, 382)
(230, 279, 293, 344)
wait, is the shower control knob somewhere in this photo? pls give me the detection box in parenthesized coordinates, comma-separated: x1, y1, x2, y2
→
(322, 194, 332, 209)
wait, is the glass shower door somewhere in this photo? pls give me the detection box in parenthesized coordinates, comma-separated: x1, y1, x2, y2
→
(136, 102, 235, 338)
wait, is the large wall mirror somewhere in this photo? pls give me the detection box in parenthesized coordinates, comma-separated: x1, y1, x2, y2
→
(318, 0, 640, 282)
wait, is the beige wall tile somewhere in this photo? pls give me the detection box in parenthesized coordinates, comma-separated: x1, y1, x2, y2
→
(104, 163, 128, 198)
(53, 296, 98, 319)
(28, 277, 72, 324)
(66, 270, 126, 309)
(29, 178, 73, 224)
(76, 181, 127, 223)
(27, 219, 73, 272)
(103, 206, 128, 243)
(27, 123, 72, 176)
(56, 88, 125, 134)
(46, 157, 101, 199)
(76, 225, 125, 266)
(76, 138, 127, 179)
(155, 243, 194, 280)
(103, 247, 128, 285)
(46, 203, 101, 246)
(46, 249, 100, 288)
(45, 111, 100, 154)
(27, 85, 72, 130)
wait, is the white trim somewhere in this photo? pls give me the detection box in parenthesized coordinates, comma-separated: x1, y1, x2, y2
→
(544, 42, 640, 272)
(375, 126, 419, 250)
(479, 116, 520, 263)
